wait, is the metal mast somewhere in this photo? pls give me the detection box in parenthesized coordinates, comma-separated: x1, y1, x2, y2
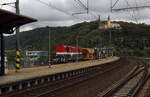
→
(0, 0, 21, 74)
(48, 27, 51, 67)
(111, 0, 150, 11)
(15, 0, 21, 71)
(0, 33, 5, 75)
(87, 0, 89, 14)
(73, 0, 89, 15)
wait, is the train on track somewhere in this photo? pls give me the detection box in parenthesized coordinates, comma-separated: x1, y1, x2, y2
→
(52, 45, 114, 64)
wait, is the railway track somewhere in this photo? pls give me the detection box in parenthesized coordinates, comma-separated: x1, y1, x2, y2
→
(2, 58, 128, 97)
(135, 70, 150, 97)
(99, 59, 149, 97)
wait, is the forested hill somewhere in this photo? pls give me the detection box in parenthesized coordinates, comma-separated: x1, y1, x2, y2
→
(5, 21, 99, 50)
(5, 21, 150, 56)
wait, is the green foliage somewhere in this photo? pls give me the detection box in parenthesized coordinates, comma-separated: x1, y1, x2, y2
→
(4, 21, 150, 58)
(144, 48, 150, 57)
(6, 50, 16, 64)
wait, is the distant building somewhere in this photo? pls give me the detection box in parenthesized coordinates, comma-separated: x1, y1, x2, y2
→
(99, 16, 121, 29)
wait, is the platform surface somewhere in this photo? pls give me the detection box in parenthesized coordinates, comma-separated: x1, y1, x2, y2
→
(0, 57, 119, 85)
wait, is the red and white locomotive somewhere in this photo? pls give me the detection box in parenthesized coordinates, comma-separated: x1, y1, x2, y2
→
(52, 45, 114, 64)
(53, 45, 83, 63)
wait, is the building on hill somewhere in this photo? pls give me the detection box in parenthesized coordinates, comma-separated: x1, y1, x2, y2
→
(99, 16, 121, 29)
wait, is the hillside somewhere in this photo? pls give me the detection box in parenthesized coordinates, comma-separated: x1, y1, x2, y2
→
(4, 21, 150, 57)
(5, 21, 99, 51)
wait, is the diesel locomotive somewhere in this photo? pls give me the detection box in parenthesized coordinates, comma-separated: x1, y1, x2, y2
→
(52, 45, 113, 64)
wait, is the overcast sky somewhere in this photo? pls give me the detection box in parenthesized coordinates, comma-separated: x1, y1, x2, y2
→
(1, 0, 150, 31)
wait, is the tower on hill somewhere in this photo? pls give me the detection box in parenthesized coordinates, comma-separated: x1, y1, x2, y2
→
(99, 16, 121, 29)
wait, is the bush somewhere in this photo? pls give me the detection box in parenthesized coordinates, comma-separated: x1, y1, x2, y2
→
(144, 48, 150, 57)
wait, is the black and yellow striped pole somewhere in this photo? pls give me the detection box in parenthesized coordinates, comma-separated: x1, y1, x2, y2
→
(15, 50, 21, 71)
(15, 0, 21, 72)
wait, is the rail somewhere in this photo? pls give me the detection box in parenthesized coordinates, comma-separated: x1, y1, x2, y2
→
(100, 59, 148, 97)
(130, 60, 149, 97)
(1, 58, 122, 97)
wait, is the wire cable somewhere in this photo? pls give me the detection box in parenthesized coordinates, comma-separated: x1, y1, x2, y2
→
(112, 0, 120, 9)
(0, 4, 3, 8)
(74, 0, 87, 10)
(35, 0, 87, 21)
(36, 0, 98, 22)
(124, 0, 138, 23)
(73, 0, 88, 15)
(134, 0, 145, 23)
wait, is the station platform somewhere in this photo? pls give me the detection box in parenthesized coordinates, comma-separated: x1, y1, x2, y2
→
(0, 57, 119, 86)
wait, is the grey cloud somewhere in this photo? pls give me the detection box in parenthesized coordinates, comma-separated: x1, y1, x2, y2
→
(1, 0, 150, 31)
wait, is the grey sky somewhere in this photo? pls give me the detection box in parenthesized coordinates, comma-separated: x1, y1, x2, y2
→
(1, 0, 150, 31)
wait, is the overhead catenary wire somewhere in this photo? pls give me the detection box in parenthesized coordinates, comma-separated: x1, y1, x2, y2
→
(0, 4, 3, 8)
(0, 2, 16, 8)
(125, 0, 138, 23)
(0, 0, 3, 8)
(134, 0, 145, 22)
(112, 0, 150, 11)
(73, 0, 89, 16)
(74, 0, 98, 20)
(36, 0, 96, 22)
(87, 0, 99, 19)
(72, 0, 88, 15)
(110, 0, 122, 20)
(134, 0, 141, 21)
(111, 0, 120, 9)
(74, 0, 88, 10)
(112, 0, 138, 23)
(111, 0, 150, 23)
(73, 0, 86, 12)
(36, 0, 71, 16)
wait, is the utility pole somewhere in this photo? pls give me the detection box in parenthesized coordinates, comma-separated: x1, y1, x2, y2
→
(15, 0, 21, 71)
(15, 0, 20, 14)
(109, 29, 112, 47)
(0, 0, 20, 75)
(76, 35, 79, 62)
(48, 27, 51, 67)
(110, 0, 112, 12)
(0, 33, 5, 75)
(87, 0, 89, 14)
(15, 0, 20, 49)
(98, 15, 103, 48)
(98, 15, 101, 28)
